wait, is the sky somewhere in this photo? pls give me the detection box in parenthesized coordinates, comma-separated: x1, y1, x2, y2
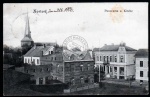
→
(3, 3, 148, 50)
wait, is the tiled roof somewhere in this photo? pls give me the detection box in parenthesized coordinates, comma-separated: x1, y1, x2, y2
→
(24, 46, 53, 57)
(93, 45, 137, 51)
(135, 49, 148, 58)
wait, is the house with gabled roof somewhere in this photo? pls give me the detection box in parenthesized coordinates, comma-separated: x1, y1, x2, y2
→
(23, 44, 55, 65)
(135, 49, 149, 84)
(95, 42, 137, 80)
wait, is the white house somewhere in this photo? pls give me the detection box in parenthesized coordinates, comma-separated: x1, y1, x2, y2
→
(95, 42, 137, 80)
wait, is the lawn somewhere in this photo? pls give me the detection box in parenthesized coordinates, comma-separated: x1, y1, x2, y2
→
(69, 82, 148, 95)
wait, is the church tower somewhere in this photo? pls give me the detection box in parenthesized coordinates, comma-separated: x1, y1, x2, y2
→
(21, 12, 34, 48)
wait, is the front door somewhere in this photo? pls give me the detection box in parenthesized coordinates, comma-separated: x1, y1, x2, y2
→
(39, 78, 43, 85)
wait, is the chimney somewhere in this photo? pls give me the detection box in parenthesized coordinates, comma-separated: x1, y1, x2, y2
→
(89, 50, 93, 58)
(43, 44, 46, 48)
(34, 44, 36, 49)
(41, 51, 43, 56)
(104, 44, 107, 46)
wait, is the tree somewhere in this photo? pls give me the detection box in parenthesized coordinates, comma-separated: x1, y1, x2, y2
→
(3, 44, 24, 67)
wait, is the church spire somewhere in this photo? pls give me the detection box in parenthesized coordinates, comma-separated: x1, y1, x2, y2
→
(24, 11, 31, 38)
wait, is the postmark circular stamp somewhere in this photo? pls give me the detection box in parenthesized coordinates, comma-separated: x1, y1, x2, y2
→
(110, 4, 124, 23)
(62, 35, 88, 60)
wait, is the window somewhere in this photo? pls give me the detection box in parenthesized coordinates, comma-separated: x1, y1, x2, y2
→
(39, 78, 43, 85)
(106, 56, 109, 62)
(140, 80, 143, 82)
(104, 56, 106, 62)
(26, 70, 28, 73)
(140, 71, 143, 77)
(51, 51, 53, 54)
(114, 67, 117, 73)
(25, 58, 27, 63)
(120, 67, 124, 75)
(33, 69, 36, 72)
(140, 61, 143, 67)
(100, 56, 101, 61)
(28, 59, 30, 64)
(115, 56, 117, 62)
(120, 56, 123, 62)
(110, 56, 112, 62)
(70, 78, 75, 85)
(57, 64, 59, 72)
(97, 56, 99, 61)
(55, 57, 56, 60)
(80, 77, 84, 84)
(80, 65, 84, 71)
(84, 77, 88, 83)
(87, 64, 90, 70)
(110, 67, 112, 72)
(51, 57, 53, 61)
(37, 59, 39, 64)
(47, 68, 49, 71)
(33, 59, 35, 64)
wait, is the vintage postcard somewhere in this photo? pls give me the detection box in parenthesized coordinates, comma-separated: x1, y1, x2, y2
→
(3, 3, 148, 95)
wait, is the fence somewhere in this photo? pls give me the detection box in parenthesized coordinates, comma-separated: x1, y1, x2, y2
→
(64, 83, 99, 93)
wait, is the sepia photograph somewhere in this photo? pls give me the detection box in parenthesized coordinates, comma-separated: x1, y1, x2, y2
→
(3, 3, 148, 95)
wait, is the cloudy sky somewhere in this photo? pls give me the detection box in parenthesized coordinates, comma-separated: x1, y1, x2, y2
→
(3, 3, 148, 50)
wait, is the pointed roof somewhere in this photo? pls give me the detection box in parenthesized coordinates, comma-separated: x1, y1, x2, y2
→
(21, 12, 33, 42)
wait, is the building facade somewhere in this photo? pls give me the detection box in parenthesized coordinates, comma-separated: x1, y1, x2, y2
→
(135, 49, 149, 84)
(95, 42, 137, 80)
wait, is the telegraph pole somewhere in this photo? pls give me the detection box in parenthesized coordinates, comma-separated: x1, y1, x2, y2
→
(99, 40, 102, 87)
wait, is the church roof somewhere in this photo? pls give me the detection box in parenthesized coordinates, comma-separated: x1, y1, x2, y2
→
(135, 49, 148, 58)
